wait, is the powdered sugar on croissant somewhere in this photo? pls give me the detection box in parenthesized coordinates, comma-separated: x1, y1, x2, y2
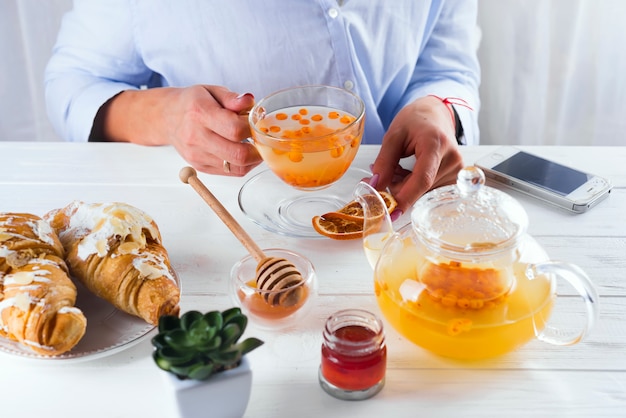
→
(0, 213, 87, 356)
(45, 201, 180, 325)
(55, 202, 175, 282)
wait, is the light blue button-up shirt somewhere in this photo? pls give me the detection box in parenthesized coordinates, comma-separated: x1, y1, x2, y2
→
(45, 0, 480, 145)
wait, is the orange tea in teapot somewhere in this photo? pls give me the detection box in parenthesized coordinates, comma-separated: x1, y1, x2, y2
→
(373, 235, 555, 360)
(357, 168, 598, 361)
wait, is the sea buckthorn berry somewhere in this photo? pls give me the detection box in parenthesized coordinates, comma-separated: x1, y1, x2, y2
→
(441, 293, 457, 307)
(328, 111, 340, 119)
(269, 125, 281, 133)
(470, 291, 486, 300)
(276, 113, 288, 120)
(340, 115, 352, 124)
(330, 146, 345, 158)
(469, 299, 484, 309)
(446, 318, 472, 336)
(299, 119, 310, 125)
(456, 298, 470, 309)
(272, 148, 287, 155)
(299, 108, 308, 115)
(311, 114, 323, 122)
(288, 151, 303, 163)
(296, 175, 310, 186)
(301, 126, 312, 134)
(260, 127, 269, 133)
(281, 130, 296, 139)
(291, 114, 302, 120)
(374, 281, 381, 296)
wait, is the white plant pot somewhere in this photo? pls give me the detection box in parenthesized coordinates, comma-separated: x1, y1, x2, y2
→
(163, 357, 253, 418)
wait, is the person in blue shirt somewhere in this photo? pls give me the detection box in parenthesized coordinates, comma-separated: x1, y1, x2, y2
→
(45, 0, 480, 219)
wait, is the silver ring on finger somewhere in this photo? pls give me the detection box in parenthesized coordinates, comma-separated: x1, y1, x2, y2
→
(222, 160, 231, 174)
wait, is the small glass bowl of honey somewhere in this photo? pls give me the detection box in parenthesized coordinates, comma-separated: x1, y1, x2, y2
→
(230, 248, 317, 330)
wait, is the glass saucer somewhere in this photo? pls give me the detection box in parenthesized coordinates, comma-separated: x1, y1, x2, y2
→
(238, 167, 371, 238)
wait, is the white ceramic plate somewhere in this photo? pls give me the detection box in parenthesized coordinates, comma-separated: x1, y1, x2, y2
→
(238, 167, 372, 238)
(0, 280, 156, 362)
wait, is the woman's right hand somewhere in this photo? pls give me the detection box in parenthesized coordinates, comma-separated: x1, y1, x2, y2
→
(93, 84, 263, 176)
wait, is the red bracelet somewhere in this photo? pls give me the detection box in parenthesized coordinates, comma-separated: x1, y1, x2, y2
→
(427, 95, 473, 127)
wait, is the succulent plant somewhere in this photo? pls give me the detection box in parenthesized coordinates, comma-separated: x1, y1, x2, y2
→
(152, 307, 264, 381)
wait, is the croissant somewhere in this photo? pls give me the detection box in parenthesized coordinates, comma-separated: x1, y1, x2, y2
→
(44, 201, 180, 325)
(0, 213, 87, 356)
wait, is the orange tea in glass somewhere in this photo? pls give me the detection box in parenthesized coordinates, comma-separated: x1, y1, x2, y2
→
(249, 85, 365, 191)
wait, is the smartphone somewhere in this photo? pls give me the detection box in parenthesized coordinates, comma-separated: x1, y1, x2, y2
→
(474, 147, 612, 213)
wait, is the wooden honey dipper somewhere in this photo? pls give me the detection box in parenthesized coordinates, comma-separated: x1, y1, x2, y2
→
(179, 167, 305, 307)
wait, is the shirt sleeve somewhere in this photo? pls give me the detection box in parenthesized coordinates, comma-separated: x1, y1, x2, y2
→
(44, 0, 152, 142)
(396, 0, 481, 145)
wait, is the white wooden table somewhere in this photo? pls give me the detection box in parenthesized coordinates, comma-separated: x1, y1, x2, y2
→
(0, 142, 624, 417)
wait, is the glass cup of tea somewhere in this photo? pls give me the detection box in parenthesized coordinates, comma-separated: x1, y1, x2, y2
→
(248, 85, 365, 191)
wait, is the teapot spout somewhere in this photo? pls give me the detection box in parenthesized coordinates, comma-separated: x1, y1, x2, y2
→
(353, 182, 395, 269)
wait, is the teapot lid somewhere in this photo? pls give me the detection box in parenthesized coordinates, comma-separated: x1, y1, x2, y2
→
(410, 166, 528, 256)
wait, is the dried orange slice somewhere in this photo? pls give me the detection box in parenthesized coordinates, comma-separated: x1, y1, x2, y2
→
(311, 191, 397, 240)
(312, 212, 364, 240)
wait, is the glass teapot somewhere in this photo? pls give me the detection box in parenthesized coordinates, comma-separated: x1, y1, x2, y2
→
(354, 166, 599, 360)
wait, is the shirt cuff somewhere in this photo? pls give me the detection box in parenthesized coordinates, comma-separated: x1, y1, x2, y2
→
(453, 104, 478, 145)
(67, 82, 137, 142)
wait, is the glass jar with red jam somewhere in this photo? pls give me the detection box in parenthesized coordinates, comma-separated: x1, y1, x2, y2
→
(319, 309, 386, 400)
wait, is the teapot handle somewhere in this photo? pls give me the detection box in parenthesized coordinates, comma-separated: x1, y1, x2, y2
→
(526, 261, 599, 346)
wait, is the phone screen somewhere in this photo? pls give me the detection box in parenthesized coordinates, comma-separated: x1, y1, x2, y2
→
(492, 151, 590, 196)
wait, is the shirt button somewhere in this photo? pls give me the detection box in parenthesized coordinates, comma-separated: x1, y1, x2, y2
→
(328, 8, 339, 18)
(343, 80, 354, 90)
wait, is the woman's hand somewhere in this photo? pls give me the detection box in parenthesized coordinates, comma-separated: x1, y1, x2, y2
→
(370, 95, 465, 219)
(92, 84, 262, 176)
